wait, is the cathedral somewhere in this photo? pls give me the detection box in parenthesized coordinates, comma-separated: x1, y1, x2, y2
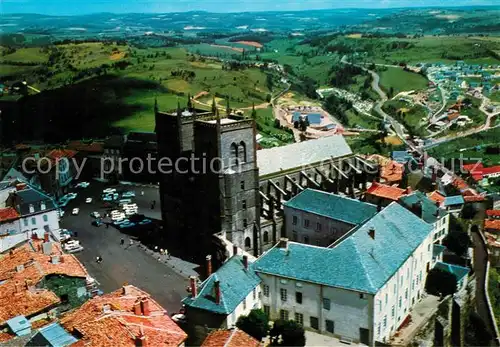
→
(154, 103, 379, 266)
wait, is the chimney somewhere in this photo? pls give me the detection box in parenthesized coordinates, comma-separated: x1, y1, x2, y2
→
(15, 183, 27, 191)
(122, 285, 131, 296)
(278, 238, 289, 250)
(44, 232, 50, 243)
(368, 227, 375, 240)
(133, 300, 142, 315)
(242, 255, 248, 270)
(190, 276, 198, 298)
(42, 242, 52, 255)
(14, 281, 22, 294)
(233, 244, 238, 257)
(25, 279, 34, 291)
(206, 255, 212, 277)
(214, 280, 221, 305)
(135, 329, 147, 347)
(103, 304, 112, 314)
(16, 264, 24, 272)
(140, 298, 151, 316)
(50, 255, 60, 264)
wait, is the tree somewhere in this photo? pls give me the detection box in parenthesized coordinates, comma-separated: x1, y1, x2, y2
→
(226, 98, 231, 116)
(251, 103, 257, 120)
(270, 319, 305, 346)
(443, 229, 472, 257)
(389, 87, 394, 98)
(211, 97, 217, 115)
(236, 309, 269, 341)
(425, 268, 457, 297)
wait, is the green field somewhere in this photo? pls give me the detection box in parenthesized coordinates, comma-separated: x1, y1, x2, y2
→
(490, 91, 500, 103)
(378, 67, 429, 95)
(0, 47, 49, 64)
(383, 99, 428, 137)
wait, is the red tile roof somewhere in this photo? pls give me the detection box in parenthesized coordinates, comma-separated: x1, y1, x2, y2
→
(0, 207, 19, 223)
(47, 149, 78, 160)
(452, 177, 468, 190)
(202, 329, 260, 347)
(485, 220, 500, 231)
(367, 182, 406, 201)
(463, 163, 483, 172)
(61, 285, 187, 347)
(464, 195, 486, 202)
(487, 210, 500, 218)
(67, 141, 104, 153)
(0, 241, 88, 325)
(428, 191, 445, 204)
(466, 165, 500, 181)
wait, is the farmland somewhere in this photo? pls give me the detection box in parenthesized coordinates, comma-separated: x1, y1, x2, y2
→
(377, 67, 429, 96)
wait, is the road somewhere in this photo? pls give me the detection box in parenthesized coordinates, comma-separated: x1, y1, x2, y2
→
(59, 182, 191, 314)
(472, 227, 498, 342)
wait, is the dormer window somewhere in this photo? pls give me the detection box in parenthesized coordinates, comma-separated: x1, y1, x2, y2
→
(40, 202, 46, 210)
(29, 204, 35, 213)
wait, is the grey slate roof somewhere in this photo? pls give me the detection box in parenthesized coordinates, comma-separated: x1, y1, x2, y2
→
(399, 191, 446, 224)
(284, 189, 378, 226)
(13, 188, 57, 216)
(257, 135, 352, 177)
(254, 202, 433, 294)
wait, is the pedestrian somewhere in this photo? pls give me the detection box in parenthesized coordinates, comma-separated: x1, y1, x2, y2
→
(120, 238, 125, 246)
(129, 239, 133, 248)
(96, 256, 102, 263)
(141, 191, 144, 196)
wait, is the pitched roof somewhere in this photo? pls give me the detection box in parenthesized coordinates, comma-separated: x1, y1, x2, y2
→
(399, 191, 446, 224)
(391, 151, 416, 164)
(61, 285, 187, 347)
(434, 262, 469, 283)
(366, 182, 406, 202)
(284, 189, 378, 226)
(485, 220, 500, 231)
(34, 322, 78, 347)
(257, 135, 352, 177)
(443, 195, 465, 207)
(487, 210, 500, 218)
(254, 203, 433, 294)
(46, 149, 77, 161)
(0, 241, 88, 325)
(433, 244, 446, 258)
(428, 191, 446, 204)
(0, 207, 20, 223)
(202, 328, 260, 347)
(182, 255, 261, 315)
(9, 187, 57, 216)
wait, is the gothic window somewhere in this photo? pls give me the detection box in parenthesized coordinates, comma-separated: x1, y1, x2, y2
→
(230, 143, 238, 159)
(245, 237, 251, 249)
(239, 141, 247, 163)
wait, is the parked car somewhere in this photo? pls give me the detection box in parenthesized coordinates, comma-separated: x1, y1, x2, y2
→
(114, 218, 130, 225)
(120, 222, 136, 228)
(72, 208, 79, 215)
(76, 182, 90, 188)
(122, 191, 136, 198)
(64, 240, 83, 253)
(90, 212, 101, 219)
(139, 219, 152, 225)
(85, 198, 93, 204)
(103, 188, 117, 194)
(92, 220, 103, 227)
(68, 193, 77, 200)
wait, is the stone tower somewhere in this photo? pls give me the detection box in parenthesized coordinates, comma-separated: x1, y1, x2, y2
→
(155, 105, 260, 265)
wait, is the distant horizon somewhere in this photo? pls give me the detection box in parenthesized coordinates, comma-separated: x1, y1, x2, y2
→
(0, 0, 498, 16)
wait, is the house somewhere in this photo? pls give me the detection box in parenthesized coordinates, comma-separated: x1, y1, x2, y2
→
(103, 135, 126, 182)
(0, 207, 22, 252)
(486, 210, 500, 219)
(182, 253, 261, 345)
(201, 328, 260, 347)
(0, 240, 88, 342)
(37, 149, 78, 199)
(365, 182, 407, 208)
(3, 183, 61, 247)
(60, 285, 187, 347)
(254, 203, 434, 345)
(365, 155, 403, 184)
(434, 262, 470, 292)
(484, 220, 500, 234)
(428, 191, 446, 206)
(283, 189, 378, 247)
(399, 191, 450, 244)
(442, 195, 465, 215)
(122, 132, 158, 183)
(26, 322, 78, 347)
(66, 140, 104, 180)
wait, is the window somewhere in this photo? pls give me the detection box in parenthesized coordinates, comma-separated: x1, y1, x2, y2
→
(231, 143, 238, 159)
(24, 219, 28, 227)
(243, 219, 248, 228)
(242, 200, 247, 209)
(326, 320, 334, 333)
(310, 317, 319, 330)
(292, 216, 298, 225)
(240, 180, 245, 190)
(243, 298, 246, 310)
(43, 215, 48, 222)
(394, 284, 396, 294)
(383, 316, 387, 328)
(29, 204, 34, 213)
(263, 231, 269, 243)
(385, 293, 388, 305)
(399, 296, 402, 308)
(359, 293, 366, 299)
(280, 309, 289, 321)
(303, 219, 310, 228)
(31, 217, 36, 225)
(303, 236, 309, 244)
(263, 305, 270, 317)
(323, 298, 331, 310)
(295, 292, 303, 304)
(263, 285, 270, 297)
(295, 313, 304, 326)
(292, 232, 298, 242)
(280, 288, 287, 302)
(40, 202, 46, 210)
(244, 237, 251, 249)
(253, 288, 256, 300)
(377, 323, 381, 336)
(239, 141, 247, 162)
(391, 306, 395, 317)
(405, 289, 408, 299)
(316, 222, 322, 232)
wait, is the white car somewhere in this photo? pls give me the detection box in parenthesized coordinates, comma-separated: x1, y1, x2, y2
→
(85, 198, 92, 204)
(68, 193, 77, 200)
(90, 212, 100, 219)
(103, 188, 117, 194)
(72, 208, 80, 215)
(76, 182, 90, 188)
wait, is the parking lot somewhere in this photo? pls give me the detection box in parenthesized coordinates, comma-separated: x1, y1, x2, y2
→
(58, 181, 191, 314)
